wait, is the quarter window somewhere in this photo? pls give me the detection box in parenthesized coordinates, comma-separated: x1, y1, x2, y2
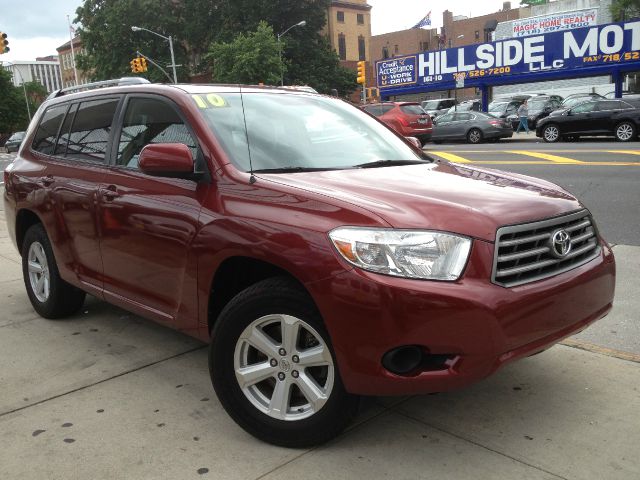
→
(32, 104, 67, 155)
(65, 98, 119, 162)
(116, 97, 198, 170)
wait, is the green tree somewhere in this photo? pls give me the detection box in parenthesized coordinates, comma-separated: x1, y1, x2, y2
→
(611, 0, 640, 21)
(0, 69, 29, 133)
(75, 0, 190, 82)
(23, 81, 47, 114)
(206, 22, 281, 84)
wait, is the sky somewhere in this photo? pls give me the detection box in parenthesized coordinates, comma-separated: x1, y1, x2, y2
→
(0, 0, 515, 62)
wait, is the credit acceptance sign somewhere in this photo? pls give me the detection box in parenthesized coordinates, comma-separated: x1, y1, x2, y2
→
(376, 21, 640, 92)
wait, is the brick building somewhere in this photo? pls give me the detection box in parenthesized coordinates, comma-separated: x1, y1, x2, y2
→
(56, 36, 90, 88)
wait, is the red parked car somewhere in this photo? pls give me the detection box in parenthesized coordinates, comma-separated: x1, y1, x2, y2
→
(3, 80, 615, 448)
(361, 101, 432, 145)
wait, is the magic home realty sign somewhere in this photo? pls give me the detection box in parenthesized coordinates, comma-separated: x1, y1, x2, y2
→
(376, 21, 640, 92)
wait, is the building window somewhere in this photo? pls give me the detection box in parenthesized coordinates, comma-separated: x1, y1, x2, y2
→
(337, 11, 344, 23)
(357, 14, 364, 25)
(484, 29, 492, 42)
(394, 44, 399, 54)
(338, 34, 346, 61)
(382, 46, 390, 59)
(358, 36, 366, 61)
(420, 41, 429, 51)
(475, 30, 480, 40)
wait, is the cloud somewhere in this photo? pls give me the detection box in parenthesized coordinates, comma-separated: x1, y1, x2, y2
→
(0, 0, 81, 40)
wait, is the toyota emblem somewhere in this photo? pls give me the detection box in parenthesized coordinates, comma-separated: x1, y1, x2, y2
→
(550, 229, 572, 258)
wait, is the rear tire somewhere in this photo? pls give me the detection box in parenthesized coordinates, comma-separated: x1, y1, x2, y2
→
(615, 121, 636, 142)
(21, 224, 86, 319)
(542, 124, 560, 143)
(467, 128, 483, 144)
(209, 277, 359, 447)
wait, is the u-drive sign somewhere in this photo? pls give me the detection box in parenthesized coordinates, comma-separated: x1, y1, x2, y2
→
(376, 20, 640, 91)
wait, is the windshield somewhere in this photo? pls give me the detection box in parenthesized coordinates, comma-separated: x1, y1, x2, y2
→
(563, 97, 591, 108)
(488, 102, 508, 112)
(422, 100, 441, 110)
(528, 100, 548, 111)
(193, 92, 423, 172)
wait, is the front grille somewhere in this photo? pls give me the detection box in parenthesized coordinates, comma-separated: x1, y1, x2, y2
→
(492, 210, 600, 287)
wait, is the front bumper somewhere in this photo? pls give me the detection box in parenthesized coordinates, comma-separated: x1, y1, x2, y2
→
(306, 239, 615, 396)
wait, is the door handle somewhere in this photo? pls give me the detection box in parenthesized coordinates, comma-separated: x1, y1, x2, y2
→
(40, 175, 54, 187)
(101, 186, 119, 200)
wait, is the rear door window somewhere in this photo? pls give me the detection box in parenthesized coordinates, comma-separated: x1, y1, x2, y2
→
(66, 98, 120, 162)
(32, 104, 67, 155)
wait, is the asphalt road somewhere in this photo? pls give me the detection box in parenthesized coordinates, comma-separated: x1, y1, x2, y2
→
(425, 138, 640, 246)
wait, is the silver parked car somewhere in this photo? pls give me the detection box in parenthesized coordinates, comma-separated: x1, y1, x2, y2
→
(4, 131, 25, 153)
(432, 112, 513, 144)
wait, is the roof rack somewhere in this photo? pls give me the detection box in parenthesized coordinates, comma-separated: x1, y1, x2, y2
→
(46, 77, 151, 100)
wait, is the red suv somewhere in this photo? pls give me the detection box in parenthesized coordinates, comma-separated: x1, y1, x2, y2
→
(4, 80, 615, 448)
(361, 102, 432, 145)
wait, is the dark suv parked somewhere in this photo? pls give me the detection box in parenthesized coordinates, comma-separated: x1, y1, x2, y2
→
(537, 99, 639, 142)
(4, 79, 615, 447)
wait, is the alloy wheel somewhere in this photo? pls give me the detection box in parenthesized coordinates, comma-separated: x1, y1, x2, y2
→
(234, 314, 334, 421)
(616, 123, 634, 141)
(544, 126, 559, 142)
(468, 129, 482, 144)
(27, 241, 50, 303)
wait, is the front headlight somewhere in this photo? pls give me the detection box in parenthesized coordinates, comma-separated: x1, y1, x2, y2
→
(329, 227, 471, 281)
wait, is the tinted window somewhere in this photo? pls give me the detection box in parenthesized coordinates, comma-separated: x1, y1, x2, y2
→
(66, 98, 119, 162)
(400, 105, 425, 115)
(378, 105, 394, 115)
(363, 105, 382, 116)
(117, 97, 198, 169)
(571, 102, 596, 113)
(32, 104, 67, 155)
(54, 103, 78, 155)
(597, 100, 633, 111)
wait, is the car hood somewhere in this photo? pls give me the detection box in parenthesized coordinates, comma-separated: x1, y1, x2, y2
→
(259, 162, 581, 242)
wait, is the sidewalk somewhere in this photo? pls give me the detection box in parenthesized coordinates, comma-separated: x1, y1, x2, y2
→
(0, 211, 638, 479)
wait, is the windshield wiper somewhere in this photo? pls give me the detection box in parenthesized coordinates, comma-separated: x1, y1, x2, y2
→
(252, 166, 336, 173)
(355, 159, 428, 169)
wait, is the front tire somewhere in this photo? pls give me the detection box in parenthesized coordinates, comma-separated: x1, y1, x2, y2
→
(209, 277, 358, 447)
(21, 224, 86, 319)
(542, 124, 560, 143)
(615, 121, 636, 142)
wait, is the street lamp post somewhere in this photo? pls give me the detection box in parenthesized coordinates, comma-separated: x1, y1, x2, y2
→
(131, 26, 178, 83)
(3, 62, 31, 121)
(277, 20, 306, 87)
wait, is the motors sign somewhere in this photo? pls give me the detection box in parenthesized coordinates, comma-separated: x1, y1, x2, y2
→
(376, 21, 640, 91)
(512, 8, 598, 37)
(377, 56, 417, 87)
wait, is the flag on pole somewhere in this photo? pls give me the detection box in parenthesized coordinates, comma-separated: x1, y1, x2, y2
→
(413, 11, 432, 29)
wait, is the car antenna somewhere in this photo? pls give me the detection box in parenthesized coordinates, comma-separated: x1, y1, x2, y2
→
(239, 86, 257, 184)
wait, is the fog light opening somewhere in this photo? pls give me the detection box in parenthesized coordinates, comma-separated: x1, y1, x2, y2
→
(382, 346, 423, 375)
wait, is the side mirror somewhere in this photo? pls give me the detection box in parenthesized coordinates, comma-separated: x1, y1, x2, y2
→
(405, 137, 422, 149)
(139, 143, 200, 180)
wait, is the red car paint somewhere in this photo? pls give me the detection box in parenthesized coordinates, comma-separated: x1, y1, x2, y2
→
(361, 102, 433, 144)
(3, 84, 615, 396)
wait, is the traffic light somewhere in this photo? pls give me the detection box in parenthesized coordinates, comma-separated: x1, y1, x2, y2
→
(0, 32, 9, 55)
(130, 57, 148, 73)
(357, 60, 366, 84)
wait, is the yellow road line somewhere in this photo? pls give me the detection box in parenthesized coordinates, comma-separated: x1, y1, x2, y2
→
(470, 161, 639, 166)
(561, 338, 640, 364)
(507, 150, 586, 164)
(430, 152, 472, 163)
(608, 150, 640, 157)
